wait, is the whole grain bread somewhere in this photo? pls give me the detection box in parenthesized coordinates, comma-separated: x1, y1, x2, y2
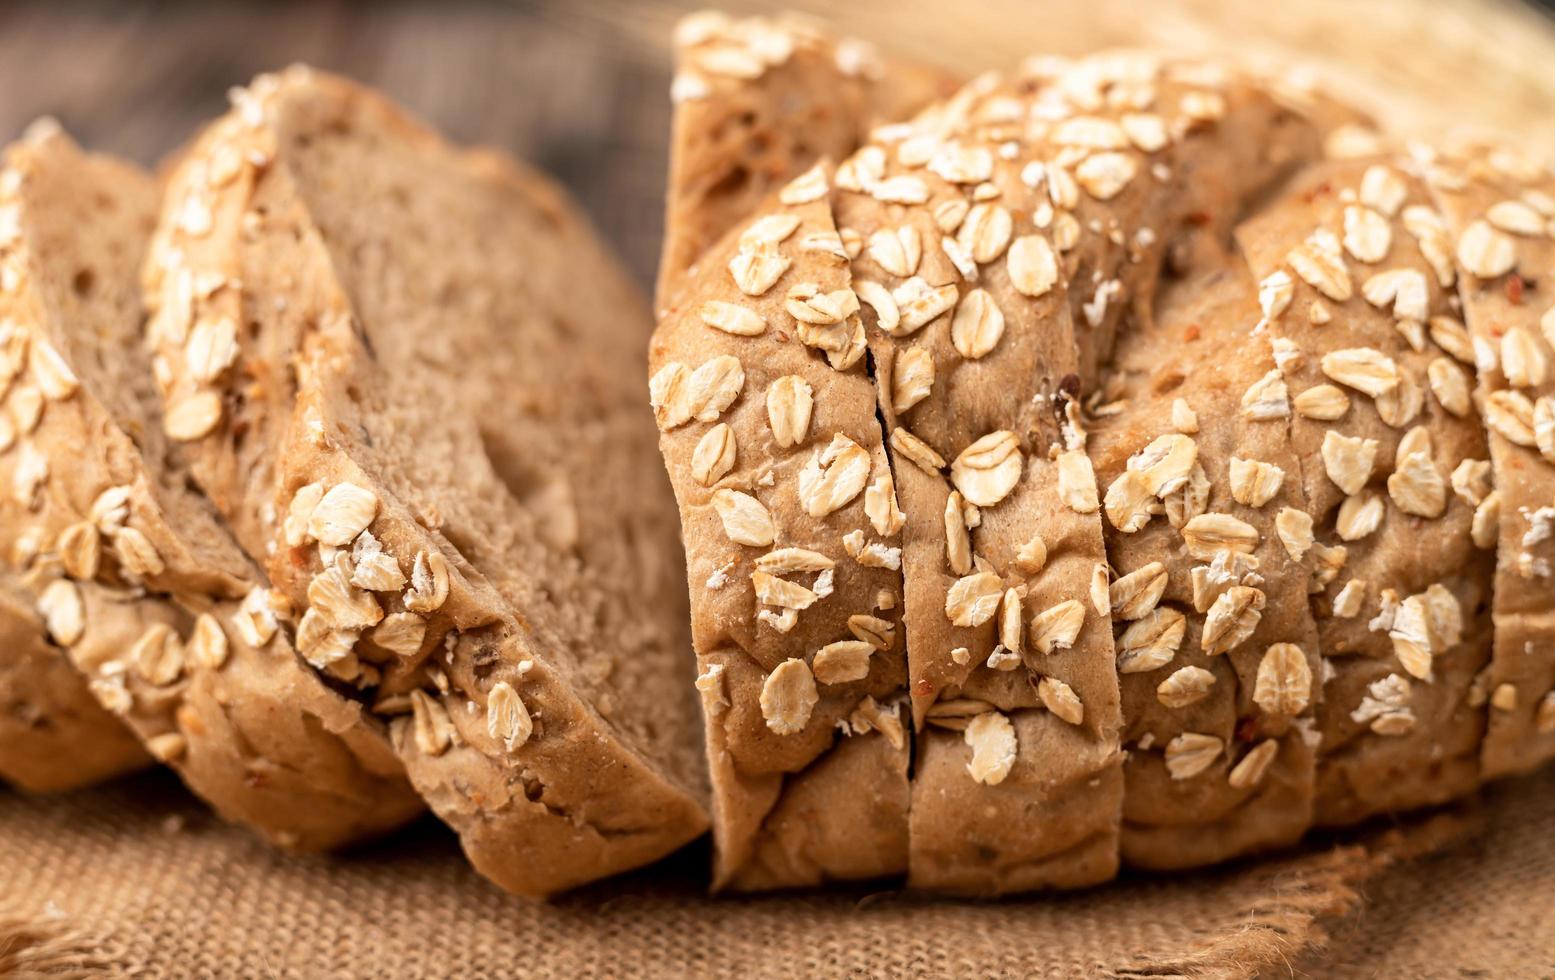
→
(0, 124, 424, 849)
(144, 68, 708, 896)
(653, 13, 1555, 895)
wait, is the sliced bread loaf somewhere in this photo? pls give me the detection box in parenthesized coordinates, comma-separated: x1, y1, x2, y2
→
(145, 69, 708, 895)
(653, 15, 1542, 895)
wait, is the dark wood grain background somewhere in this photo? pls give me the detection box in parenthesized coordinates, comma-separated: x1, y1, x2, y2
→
(2, 0, 1553, 289)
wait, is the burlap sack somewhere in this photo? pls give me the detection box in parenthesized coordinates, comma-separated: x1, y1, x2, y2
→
(0, 767, 1549, 978)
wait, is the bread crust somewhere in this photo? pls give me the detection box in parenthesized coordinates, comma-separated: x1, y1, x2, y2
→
(657, 11, 957, 305)
(651, 166, 911, 889)
(1425, 141, 1555, 779)
(1237, 158, 1493, 825)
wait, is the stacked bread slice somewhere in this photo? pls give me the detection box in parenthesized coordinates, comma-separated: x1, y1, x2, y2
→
(652, 13, 1555, 895)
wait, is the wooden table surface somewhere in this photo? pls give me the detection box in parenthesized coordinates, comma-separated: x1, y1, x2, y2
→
(2, 0, 1554, 287)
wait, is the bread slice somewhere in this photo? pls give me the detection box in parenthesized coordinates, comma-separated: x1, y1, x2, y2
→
(1076, 74, 1331, 866)
(653, 162, 912, 889)
(145, 68, 708, 895)
(1237, 157, 1493, 825)
(0, 124, 424, 848)
(1092, 267, 1324, 867)
(1424, 139, 1555, 778)
(0, 581, 149, 792)
(650, 12, 959, 892)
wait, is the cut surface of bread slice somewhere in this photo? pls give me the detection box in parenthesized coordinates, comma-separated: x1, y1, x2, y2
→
(0, 125, 423, 848)
(146, 68, 708, 895)
(0, 582, 149, 792)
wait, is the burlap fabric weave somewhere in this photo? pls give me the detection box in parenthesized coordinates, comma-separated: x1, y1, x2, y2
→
(0, 767, 1549, 978)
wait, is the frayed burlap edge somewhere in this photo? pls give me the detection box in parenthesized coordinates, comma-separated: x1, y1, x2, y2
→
(1108, 808, 1481, 980)
(0, 903, 128, 980)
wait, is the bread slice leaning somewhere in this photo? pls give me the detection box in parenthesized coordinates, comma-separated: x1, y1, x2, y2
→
(0, 124, 423, 847)
(145, 68, 708, 896)
(0, 124, 151, 796)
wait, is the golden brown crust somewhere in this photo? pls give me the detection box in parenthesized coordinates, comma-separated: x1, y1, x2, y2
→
(1236, 157, 1493, 825)
(1093, 270, 1323, 868)
(1423, 140, 1555, 778)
